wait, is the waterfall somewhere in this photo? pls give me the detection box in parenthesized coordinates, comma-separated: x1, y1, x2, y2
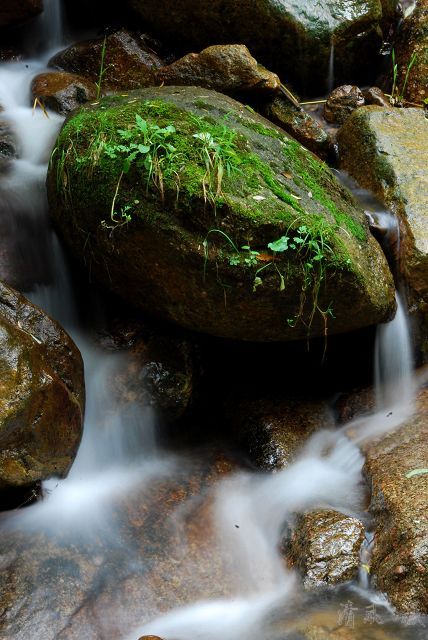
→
(0, 3, 422, 639)
(327, 41, 335, 94)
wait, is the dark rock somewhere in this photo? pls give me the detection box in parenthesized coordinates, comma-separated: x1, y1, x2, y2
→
(0, 0, 42, 28)
(338, 106, 428, 360)
(31, 71, 97, 115)
(47, 86, 395, 342)
(48, 28, 164, 93)
(363, 86, 391, 107)
(156, 44, 280, 96)
(324, 85, 365, 124)
(289, 509, 365, 588)
(0, 120, 18, 173)
(233, 396, 333, 470)
(263, 93, 332, 160)
(0, 280, 84, 490)
(364, 386, 428, 613)
(126, 0, 394, 95)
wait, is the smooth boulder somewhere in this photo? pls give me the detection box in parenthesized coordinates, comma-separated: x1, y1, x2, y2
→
(338, 106, 428, 358)
(31, 71, 97, 115)
(0, 281, 84, 489)
(47, 86, 395, 342)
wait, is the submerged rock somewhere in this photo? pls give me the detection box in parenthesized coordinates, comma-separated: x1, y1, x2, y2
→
(126, 0, 394, 94)
(48, 28, 164, 93)
(338, 106, 428, 359)
(31, 71, 97, 115)
(364, 386, 428, 613)
(263, 93, 332, 160)
(289, 509, 365, 588)
(324, 85, 365, 124)
(0, 281, 84, 490)
(47, 86, 395, 342)
(156, 44, 280, 96)
(0, 120, 18, 172)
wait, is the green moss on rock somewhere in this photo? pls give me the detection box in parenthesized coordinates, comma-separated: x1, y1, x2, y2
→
(48, 86, 395, 342)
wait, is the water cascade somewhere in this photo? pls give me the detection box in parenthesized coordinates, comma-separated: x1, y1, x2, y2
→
(0, 3, 425, 639)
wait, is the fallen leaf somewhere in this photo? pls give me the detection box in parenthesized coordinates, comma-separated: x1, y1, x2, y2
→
(405, 468, 428, 479)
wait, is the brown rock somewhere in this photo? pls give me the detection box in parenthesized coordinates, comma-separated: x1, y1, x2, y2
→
(263, 93, 332, 161)
(233, 396, 333, 470)
(48, 28, 164, 93)
(31, 71, 97, 115)
(394, 0, 428, 104)
(0, 281, 84, 489)
(338, 106, 428, 360)
(0, 449, 240, 637)
(364, 386, 428, 613)
(156, 44, 280, 96)
(288, 509, 365, 588)
(324, 85, 365, 124)
(0, 0, 42, 28)
(363, 86, 391, 108)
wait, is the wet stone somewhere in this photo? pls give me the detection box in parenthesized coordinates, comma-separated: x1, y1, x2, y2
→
(288, 509, 365, 588)
(324, 85, 365, 124)
(31, 71, 97, 115)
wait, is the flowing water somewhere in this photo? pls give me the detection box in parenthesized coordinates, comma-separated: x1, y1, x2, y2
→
(0, 3, 426, 639)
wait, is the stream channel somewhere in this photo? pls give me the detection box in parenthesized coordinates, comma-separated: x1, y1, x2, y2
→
(0, 2, 426, 639)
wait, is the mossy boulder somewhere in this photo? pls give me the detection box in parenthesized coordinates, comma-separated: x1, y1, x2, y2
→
(0, 281, 84, 490)
(47, 86, 394, 342)
(337, 106, 428, 359)
(126, 0, 394, 94)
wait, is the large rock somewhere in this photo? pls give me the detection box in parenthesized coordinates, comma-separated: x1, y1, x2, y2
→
(48, 29, 164, 93)
(47, 86, 395, 342)
(364, 386, 428, 613)
(0, 0, 42, 28)
(127, 0, 395, 94)
(156, 44, 280, 96)
(394, 0, 428, 104)
(337, 106, 428, 358)
(31, 71, 97, 115)
(0, 281, 84, 489)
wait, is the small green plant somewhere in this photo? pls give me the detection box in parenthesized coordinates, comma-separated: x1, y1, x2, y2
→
(192, 127, 241, 206)
(390, 49, 417, 105)
(103, 114, 180, 202)
(95, 36, 109, 99)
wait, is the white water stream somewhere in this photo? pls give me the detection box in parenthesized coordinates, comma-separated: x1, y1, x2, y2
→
(0, 3, 423, 639)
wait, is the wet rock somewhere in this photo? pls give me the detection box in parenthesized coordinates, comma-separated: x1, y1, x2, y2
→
(113, 333, 196, 422)
(363, 86, 391, 108)
(48, 28, 163, 93)
(127, 0, 393, 95)
(289, 509, 365, 588)
(0, 120, 18, 172)
(393, 0, 428, 104)
(156, 44, 280, 96)
(233, 396, 333, 470)
(0, 0, 42, 28)
(364, 386, 428, 613)
(0, 280, 84, 490)
(263, 93, 332, 160)
(31, 71, 97, 115)
(0, 449, 241, 638)
(324, 86, 365, 125)
(47, 86, 395, 342)
(338, 106, 428, 360)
